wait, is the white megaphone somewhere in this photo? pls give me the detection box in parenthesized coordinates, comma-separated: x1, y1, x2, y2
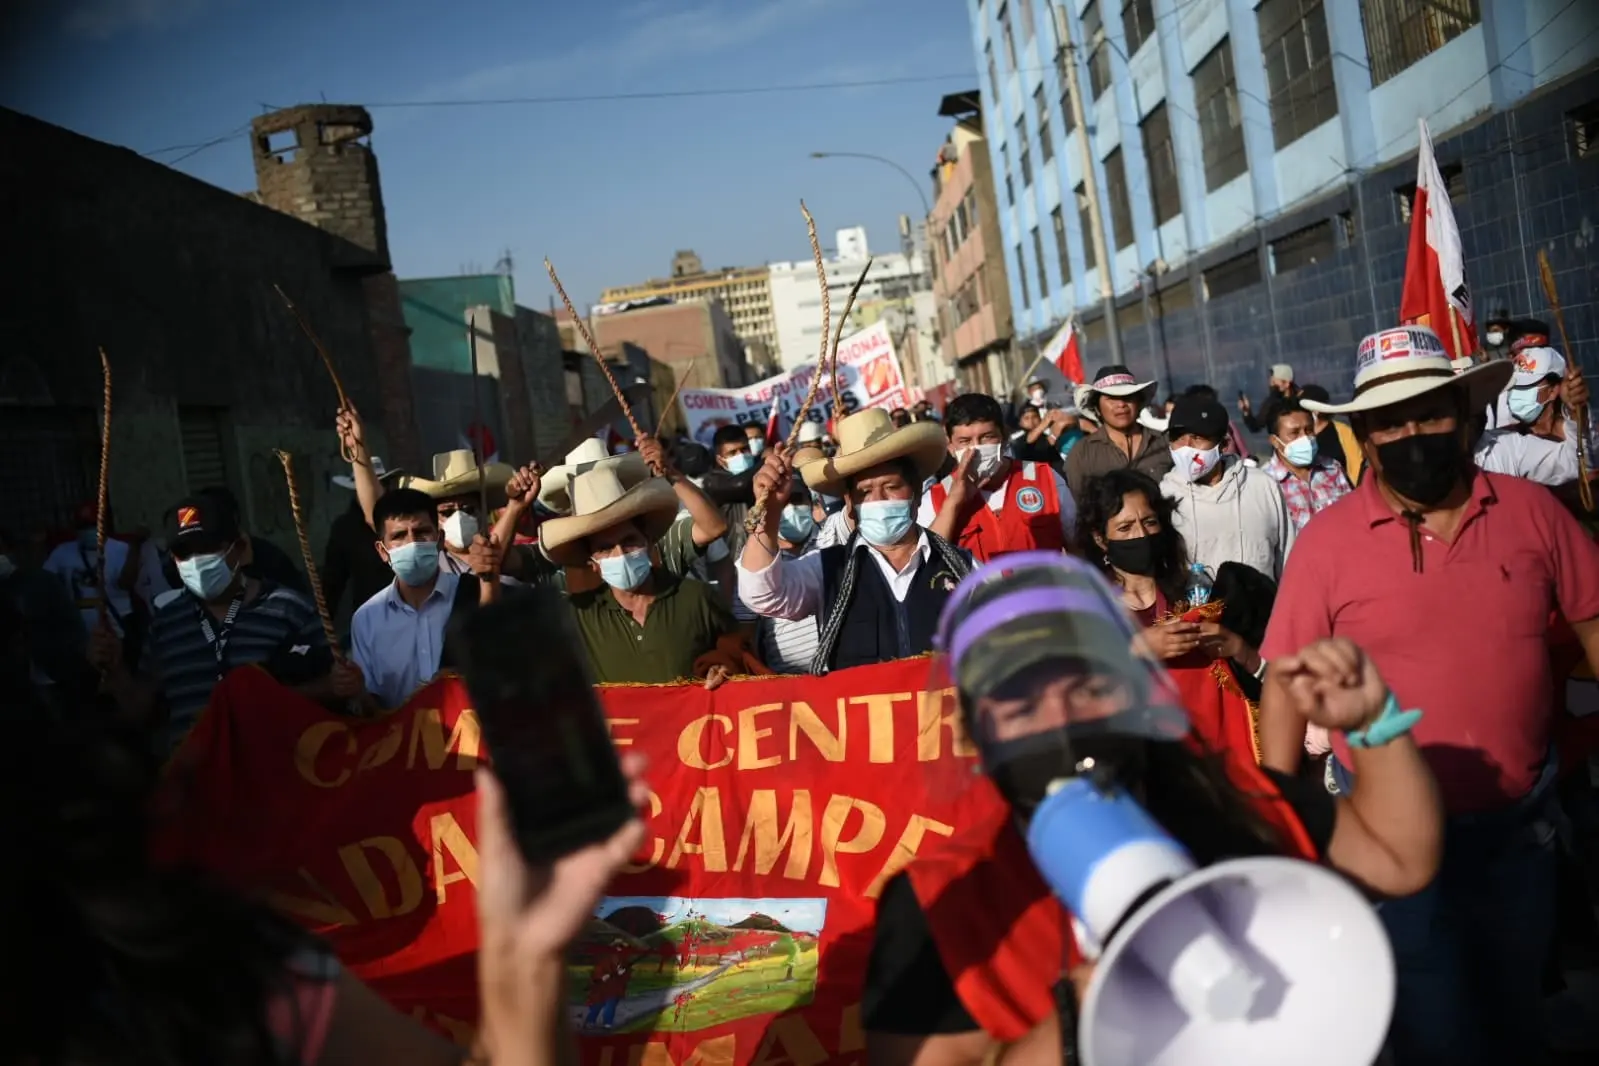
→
(1026, 776, 1394, 1066)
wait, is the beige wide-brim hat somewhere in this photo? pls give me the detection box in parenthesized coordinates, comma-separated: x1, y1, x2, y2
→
(1073, 365, 1156, 415)
(1302, 325, 1513, 417)
(538, 467, 679, 567)
(406, 450, 515, 499)
(538, 438, 649, 513)
(799, 408, 948, 497)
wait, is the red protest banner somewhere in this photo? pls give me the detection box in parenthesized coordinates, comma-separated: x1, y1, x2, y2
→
(154, 660, 988, 1063)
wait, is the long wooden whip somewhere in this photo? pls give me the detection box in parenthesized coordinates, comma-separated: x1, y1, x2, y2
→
(272, 450, 344, 662)
(1536, 250, 1593, 513)
(544, 259, 646, 444)
(655, 359, 697, 435)
(95, 347, 112, 629)
(273, 284, 362, 466)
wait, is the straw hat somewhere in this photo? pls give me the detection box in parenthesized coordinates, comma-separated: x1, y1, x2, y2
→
(538, 467, 679, 567)
(1073, 364, 1156, 415)
(798, 408, 947, 496)
(1302, 325, 1513, 416)
(538, 438, 649, 513)
(406, 450, 515, 499)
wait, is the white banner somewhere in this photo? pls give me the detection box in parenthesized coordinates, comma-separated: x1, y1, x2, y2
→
(677, 322, 909, 447)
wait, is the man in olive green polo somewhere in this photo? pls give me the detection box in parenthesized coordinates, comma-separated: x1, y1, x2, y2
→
(540, 466, 735, 684)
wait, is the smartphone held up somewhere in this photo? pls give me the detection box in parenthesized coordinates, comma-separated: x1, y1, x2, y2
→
(454, 589, 634, 864)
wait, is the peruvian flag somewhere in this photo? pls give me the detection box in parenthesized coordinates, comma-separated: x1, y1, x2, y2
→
(1043, 316, 1084, 384)
(762, 387, 782, 446)
(460, 422, 499, 465)
(1400, 118, 1476, 366)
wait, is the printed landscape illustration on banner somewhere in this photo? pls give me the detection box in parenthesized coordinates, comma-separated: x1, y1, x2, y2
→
(572, 896, 825, 1034)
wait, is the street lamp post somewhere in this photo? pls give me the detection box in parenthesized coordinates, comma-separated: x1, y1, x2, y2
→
(809, 151, 931, 219)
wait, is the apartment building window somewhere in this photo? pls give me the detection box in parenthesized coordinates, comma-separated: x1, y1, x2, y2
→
(1001, 143, 1015, 205)
(1203, 249, 1263, 300)
(1361, 0, 1480, 86)
(986, 41, 1000, 98)
(1019, 0, 1035, 40)
(1016, 117, 1032, 187)
(1000, 2, 1018, 70)
(1057, 54, 1079, 134)
(965, 188, 980, 236)
(1076, 185, 1098, 271)
(1051, 206, 1072, 283)
(1193, 39, 1248, 190)
(1033, 227, 1050, 298)
(1122, 0, 1157, 55)
(1258, 0, 1338, 149)
(1082, 2, 1114, 100)
(1141, 103, 1181, 226)
(1269, 220, 1337, 274)
(1016, 244, 1032, 305)
(1103, 148, 1135, 250)
(1035, 86, 1054, 162)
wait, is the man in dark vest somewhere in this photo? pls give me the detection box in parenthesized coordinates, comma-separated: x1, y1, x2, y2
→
(737, 408, 971, 674)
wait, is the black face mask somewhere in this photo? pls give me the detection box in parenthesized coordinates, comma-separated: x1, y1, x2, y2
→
(986, 733, 1150, 820)
(1375, 430, 1464, 507)
(1104, 535, 1158, 576)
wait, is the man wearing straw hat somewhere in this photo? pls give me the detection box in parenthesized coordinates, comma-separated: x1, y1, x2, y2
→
(404, 448, 518, 577)
(738, 408, 971, 674)
(540, 465, 736, 684)
(1257, 324, 1599, 1066)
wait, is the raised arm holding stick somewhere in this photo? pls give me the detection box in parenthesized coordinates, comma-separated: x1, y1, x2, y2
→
(1537, 250, 1593, 512)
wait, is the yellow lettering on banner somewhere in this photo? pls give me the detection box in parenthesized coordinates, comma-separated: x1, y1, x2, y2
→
(358, 720, 405, 772)
(607, 717, 641, 747)
(789, 701, 846, 762)
(848, 692, 911, 763)
(678, 715, 734, 770)
(818, 795, 886, 888)
(267, 867, 359, 927)
(738, 703, 784, 769)
(751, 1015, 829, 1066)
(406, 708, 481, 771)
(621, 789, 666, 874)
(866, 814, 956, 899)
(338, 836, 424, 919)
(733, 789, 813, 880)
(837, 1003, 865, 1053)
(917, 687, 975, 761)
(632, 1035, 737, 1066)
(430, 811, 480, 903)
(295, 721, 355, 788)
(668, 787, 728, 871)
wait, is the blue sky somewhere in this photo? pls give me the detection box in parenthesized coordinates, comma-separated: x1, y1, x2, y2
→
(2, 0, 978, 308)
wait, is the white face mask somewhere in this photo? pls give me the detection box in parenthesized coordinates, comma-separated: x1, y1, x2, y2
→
(1485, 330, 1506, 346)
(957, 443, 1005, 482)
(442, 510, 479, 550)
(1172, 445, 1223, 484)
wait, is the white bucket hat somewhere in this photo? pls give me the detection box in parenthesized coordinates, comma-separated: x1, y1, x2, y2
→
(1301, 325, 1512, 417)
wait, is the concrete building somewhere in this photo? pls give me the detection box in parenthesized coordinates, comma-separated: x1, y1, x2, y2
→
(599, 252, 778, 363)
(929, 89, 1020, 397)
(768, 227, 938, 377)
(967, 0, 1599, 404)
(0, 104, 414, 556)
(590, 299, 752, 402)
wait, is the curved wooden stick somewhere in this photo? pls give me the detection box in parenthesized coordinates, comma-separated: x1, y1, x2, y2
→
(545, 258, 645, 442)
(273, 450, 344, 663)
(274, 283, 361, 465)
(656, 359, 698, 435)
(1537, 250, 1592, 513)
(95, 347, 112, 629)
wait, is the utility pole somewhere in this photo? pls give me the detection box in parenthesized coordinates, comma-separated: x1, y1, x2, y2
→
(1051, 4, 1122, 365)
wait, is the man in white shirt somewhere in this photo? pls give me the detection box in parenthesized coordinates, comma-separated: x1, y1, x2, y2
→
(1474, 344, 1594, 487)
(43, 503, 133, 635)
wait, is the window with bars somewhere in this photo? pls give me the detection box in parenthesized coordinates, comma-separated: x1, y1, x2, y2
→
(1203, 249, 1263, 300)
(1035, 86, 1054, 162)
(1052, 206, 1072, 284)
(1141, 103, 1181, 227)
(1194, 39, 1248, 191)
(1571, 100, 1599, 159)
(1000, 2, 1018, 70)
(1016, 243, 1032, 305)
(1076, 185, 1098, 271)
(1082, 1, 1114, 99)
(1269, 220, 1336, 274)
(1033, 227, 1050, 298)
(1002, 143, 1015, 205)
(1122, 0, 1157, 55)
(986, 41, 1000, 98)
(1258, 0, 1338, 150)
(1103, 148, 1135, 250)
(1360, 0, 1480, 86)
(1016, 117, 1032, 187)
(1394, 162, 1466, 222)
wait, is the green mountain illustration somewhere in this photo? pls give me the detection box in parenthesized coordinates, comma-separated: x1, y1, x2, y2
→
(727, 913, 793, 933)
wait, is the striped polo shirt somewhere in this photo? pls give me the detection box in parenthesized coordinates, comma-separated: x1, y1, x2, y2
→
(143, 581, 332, 753)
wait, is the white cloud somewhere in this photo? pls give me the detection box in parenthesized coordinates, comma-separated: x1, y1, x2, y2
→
(63, 0, 210, 39)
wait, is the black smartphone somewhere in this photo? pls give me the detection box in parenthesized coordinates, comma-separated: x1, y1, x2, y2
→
(453, 589, 634, 863)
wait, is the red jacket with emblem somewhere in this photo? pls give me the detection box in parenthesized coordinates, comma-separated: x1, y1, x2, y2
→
(927, 460, 1067, 563)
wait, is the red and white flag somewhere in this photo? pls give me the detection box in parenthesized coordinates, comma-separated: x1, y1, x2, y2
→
(1043, 316, 1084, 384)
(762, 388, 781, 446)
(1399, 118, 1476, 367)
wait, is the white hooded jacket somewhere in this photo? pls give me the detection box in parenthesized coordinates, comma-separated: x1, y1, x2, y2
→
(1160, 455, 1297, 582)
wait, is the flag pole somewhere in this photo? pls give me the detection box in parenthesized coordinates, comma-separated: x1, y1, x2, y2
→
(1447, 305, 1467, 366)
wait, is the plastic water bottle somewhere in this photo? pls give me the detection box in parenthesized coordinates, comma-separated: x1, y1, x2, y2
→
(1187, 563, 1212, 607)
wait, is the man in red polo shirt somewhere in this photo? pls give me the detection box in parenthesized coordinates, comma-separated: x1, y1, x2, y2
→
(1258, 325, 1599, 1066)
(921, 393, 1076, 562)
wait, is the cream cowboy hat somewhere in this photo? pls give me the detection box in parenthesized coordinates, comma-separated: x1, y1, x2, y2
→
(538, 438, 649, 513)
(1073, 364, 1157, 415)
(1301, 325, 1513, 416)
(799, 408, 947, 496)
(538, 467, 679, 567)
(406, 450, 516, 499)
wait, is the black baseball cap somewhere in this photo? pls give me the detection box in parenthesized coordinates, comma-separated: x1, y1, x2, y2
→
(1166, 394, 1230, 443)
(168, 494, 242, 556)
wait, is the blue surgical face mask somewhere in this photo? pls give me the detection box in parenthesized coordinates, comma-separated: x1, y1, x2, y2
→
(387, 540, 440, 587)
(749, 438, 766, 456)
(724, 452, 756, 476)
(1280, 436, 1318, 468)
(779, 505, 816, 543)
(1507, 386, 1546, 424)
(598, 547, 652, 591)
(858, 499, 915, 547)
(177, 549, 237, 600)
